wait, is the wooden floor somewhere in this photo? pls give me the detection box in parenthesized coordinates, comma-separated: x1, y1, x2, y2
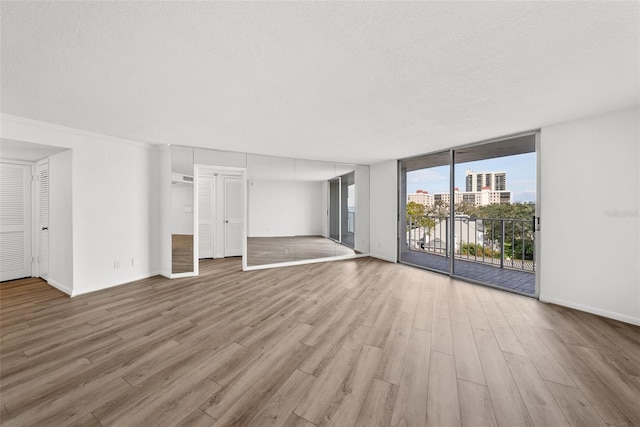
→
(1, 258, 639, 427)
(172, 234, 194, 274)
(247, 236, 356, 266)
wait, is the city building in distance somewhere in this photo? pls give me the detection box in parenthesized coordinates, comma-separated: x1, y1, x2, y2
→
(408, 170, 512, 207)
(465, 169, 506, 192)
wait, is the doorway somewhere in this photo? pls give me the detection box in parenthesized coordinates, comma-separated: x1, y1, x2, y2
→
(0, 162, 32, 282)
(195, 166, 245, 266)
(399, 133, 539, 297)
(328, 171, 356, 249)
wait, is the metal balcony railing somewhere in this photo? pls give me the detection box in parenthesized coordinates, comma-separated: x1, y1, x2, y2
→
(406, 215, 535, 272)
(347, 211, 355, 233)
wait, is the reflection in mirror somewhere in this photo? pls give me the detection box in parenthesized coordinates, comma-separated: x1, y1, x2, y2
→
(246, 155, 364, 267)
(171, 146, 194, 274)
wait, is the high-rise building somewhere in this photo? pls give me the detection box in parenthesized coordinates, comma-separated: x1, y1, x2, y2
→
(465, 170, 507, 192)
(409, 176, 512, 208)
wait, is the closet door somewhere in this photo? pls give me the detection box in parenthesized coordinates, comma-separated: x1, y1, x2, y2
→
(37, 161, 49, 279)
(223, 177, 243, 257)
(198, 176, 214, 259)
(0, 162, 32, 281)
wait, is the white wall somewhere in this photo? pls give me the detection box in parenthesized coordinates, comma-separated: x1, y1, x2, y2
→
(540, 107, 640, 325)
(158, 145, 172, 277)
(1, 115, 157, 296)
(248, 180, 325, 237)
(369, 160, 398, 262)
(354, 165, 370, 254)
(195, 148, 247, 169)
(148, 146, 162, 276)
(47, 150, 73, 294)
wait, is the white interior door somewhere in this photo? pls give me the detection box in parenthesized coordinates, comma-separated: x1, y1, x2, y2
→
(0, 162, 32, 281)
(37, 161, 49, 279)
(224, 177, 243, 257)
(198, 176, 214, 259)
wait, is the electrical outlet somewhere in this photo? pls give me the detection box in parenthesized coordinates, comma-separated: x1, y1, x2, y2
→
(131, 258, 139, 267)
(114, 260, 120, 269)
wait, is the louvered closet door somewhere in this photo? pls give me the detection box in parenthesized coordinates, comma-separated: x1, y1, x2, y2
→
(37, 162, 49, 279)
(198, 176, 214, 259)
(0, 163, 32, 281)
(224, 177, 243, 257)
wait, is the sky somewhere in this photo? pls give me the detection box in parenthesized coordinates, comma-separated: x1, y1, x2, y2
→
(406, 152, 536, 202)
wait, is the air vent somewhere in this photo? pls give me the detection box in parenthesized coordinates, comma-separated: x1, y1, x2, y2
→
(171, 172, 194, 184)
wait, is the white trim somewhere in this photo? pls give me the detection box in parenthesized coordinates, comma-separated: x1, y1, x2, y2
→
(242, 170, 248, 271)
(29, 162, 38, 277)
(46, 278, 72, 296)
(369, 253, 397, 263)
(539, 296, 640, 326)
(1, 114, 152, 150)
(194, 164, 247, 272)
(243, 253, 369, 271)
(193, 166, 200, 276)
(0, 158, 36, 166)
(169, 272, 197, 279)
(70, 271, 161, 297)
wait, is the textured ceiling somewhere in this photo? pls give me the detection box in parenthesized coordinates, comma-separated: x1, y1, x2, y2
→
(1, 1, 638, 164)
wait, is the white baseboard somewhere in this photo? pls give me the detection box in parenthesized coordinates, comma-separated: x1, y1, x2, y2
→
(46, 278, 72, 296)
(243, 253, 369, 271)
(169, 272, 197, 279)
(539, 295, 640, 326)
(369, 252, 397, 263)
(71, 271, 158, 297)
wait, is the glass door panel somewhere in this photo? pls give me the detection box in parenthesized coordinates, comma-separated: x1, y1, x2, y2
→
(329, 178, 340, 241)
(399, 151, 451, 274)
(341, 172, 355, 248)
(398, 133, 538, 297)
(452, 136, 536, 295)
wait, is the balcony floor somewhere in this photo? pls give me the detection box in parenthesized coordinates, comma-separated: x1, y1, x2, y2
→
(401, 249, 536, 296)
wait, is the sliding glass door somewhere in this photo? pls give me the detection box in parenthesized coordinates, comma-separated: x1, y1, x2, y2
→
(329, 171, 356, 249)
(399, 133, 538, 296)
(341, 172, 355, 248)
(329, 178, 340, 241)
(399, 151, 451, 274)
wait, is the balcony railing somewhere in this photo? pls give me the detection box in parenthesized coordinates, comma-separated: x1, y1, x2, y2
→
(406, 215, 535, 272)
(347, 211, 355, 233)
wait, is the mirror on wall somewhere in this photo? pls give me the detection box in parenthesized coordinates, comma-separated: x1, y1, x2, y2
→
(171, 146, 195, 274)
(245, 154, 369, 268)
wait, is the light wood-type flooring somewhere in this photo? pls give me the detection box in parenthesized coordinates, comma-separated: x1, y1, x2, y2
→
(172, 234, 194, 273)
(247, 236, 356, 266)
(1, 258, 639, 426)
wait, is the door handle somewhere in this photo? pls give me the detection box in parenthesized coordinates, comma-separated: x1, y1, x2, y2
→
(41, 227, 48, 231)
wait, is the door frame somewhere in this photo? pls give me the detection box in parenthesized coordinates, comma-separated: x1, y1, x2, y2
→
(0, 160, 35, 281)
(35, 159, 49, 279)
(193, 164, 246, 276)
(328, 177, 341, 243)
(397, 130, 541, 299)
